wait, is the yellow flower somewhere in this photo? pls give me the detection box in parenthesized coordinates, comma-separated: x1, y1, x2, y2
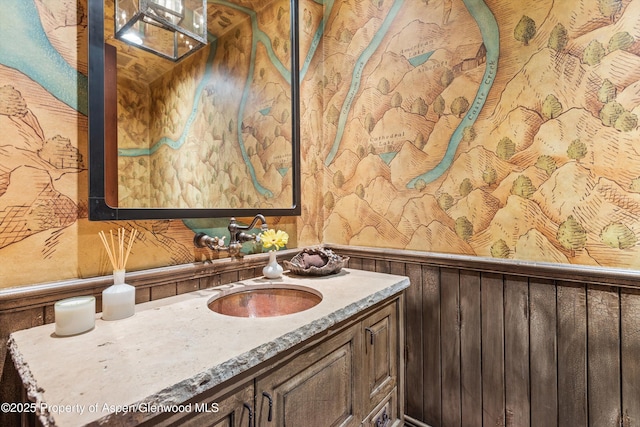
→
(261, 229, 289, 250)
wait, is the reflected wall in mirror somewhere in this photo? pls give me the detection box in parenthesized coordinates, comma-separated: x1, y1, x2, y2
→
(88, 0, 300, 219)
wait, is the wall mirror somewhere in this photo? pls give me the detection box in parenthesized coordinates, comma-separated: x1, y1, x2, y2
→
(88, 0, 300, 220)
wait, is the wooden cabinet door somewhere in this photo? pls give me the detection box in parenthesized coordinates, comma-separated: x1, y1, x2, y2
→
(149, 382, 254, 427)
(362, 301, 398, 415)
(255, 323, 362, 427)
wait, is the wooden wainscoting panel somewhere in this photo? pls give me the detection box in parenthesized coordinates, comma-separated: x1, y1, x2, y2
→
(440, 268, 461, 426)
(150, 282, 178, 300)
(504, 275, 529, 427)
(238, 267, 259, 281)
(375, 259, 391, 274)
(404, 263, 424, 421)
(459, 270, 482, 427)
(481, 272, 505, 427)
(587, 285, 621, 427)
(177, 278, 199, 294)
(556, 282, 587, 427)
(621, 288, 640, 427)
(422, 265, 442, 427)
(389, 261, 406, 277)
(220, 270, 240, 285)
(135, 286, 152, 304)
(324, 245, 640, 427)
(529, 278, 557, 427)
(361, 258, 376, 272)
(347, 257, 364, 270)
(199, 273, 222, 290)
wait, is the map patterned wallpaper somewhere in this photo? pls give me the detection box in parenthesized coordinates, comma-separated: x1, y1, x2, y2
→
(1, 0, 640, 288)
(305, 0, 640, 269)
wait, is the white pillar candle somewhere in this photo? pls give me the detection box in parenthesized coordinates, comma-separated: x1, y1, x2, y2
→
(102, 270, 135, 321)
(54, 296, 96, 336)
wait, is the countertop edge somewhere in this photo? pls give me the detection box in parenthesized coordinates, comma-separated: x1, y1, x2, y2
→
(8, 336, 56, 427)
(102, 278, 409, 425)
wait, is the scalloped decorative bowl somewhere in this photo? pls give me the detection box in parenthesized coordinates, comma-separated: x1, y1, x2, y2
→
(283, 248, 349, 276)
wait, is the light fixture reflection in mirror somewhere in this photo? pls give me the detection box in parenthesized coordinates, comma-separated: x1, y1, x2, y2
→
(115, 0, 207, 61)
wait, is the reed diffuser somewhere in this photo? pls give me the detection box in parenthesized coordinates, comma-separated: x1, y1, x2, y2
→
(99, 227, 138, 321)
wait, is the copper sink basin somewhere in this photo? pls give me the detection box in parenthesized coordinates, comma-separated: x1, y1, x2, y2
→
(207, 285, 322, 318)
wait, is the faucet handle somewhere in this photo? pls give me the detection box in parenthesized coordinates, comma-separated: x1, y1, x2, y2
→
(194, 232, 228, 250)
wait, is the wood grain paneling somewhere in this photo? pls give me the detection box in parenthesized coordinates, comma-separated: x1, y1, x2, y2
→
(481, 273, 505, 427)
(504, 276, 529, 427)
(403, 264, 424, 422)
(347, 257, 363, 270)
(557, 282, 587, 427)
(422, 265, 442, 427)
(150, 282, 178, 300)
(587, 286, 621, 427)
(440, 268, 461, 427)
(459, 271, 482, 427)
(375, 259, 391, 274)
(329, 246, 640, 427)
(529, 279, 557, 427)
(361, 258, 376, 272)
(621, 288, 640, 427)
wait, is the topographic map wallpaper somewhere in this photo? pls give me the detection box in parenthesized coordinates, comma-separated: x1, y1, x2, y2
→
(306, 0, 640, 269)
(1, 0, 640, 288)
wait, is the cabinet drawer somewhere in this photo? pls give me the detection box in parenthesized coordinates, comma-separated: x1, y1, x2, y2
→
(361, 388, 398, 427)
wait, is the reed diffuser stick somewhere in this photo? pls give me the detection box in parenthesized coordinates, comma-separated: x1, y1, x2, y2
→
(124, 228, 137, 268)
(99, 227, 138, 271)
(98, 232, 116, 268)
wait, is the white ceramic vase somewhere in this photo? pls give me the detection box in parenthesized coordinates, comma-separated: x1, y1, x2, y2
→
(263, 250, 283, 279)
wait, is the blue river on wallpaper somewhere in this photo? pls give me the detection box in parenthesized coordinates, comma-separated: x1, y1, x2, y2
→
(324, 0, 405, 166)
(320, 0, 499, 184)
(0, 0, 88, 115)
(407, 0, 499, 187)
(301, 0, 335, 79)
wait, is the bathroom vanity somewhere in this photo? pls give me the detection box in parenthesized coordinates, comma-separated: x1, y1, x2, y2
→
(9, 269, 408, 426)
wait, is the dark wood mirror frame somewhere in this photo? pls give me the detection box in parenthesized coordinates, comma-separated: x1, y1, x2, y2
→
(88, 0, 301, 220)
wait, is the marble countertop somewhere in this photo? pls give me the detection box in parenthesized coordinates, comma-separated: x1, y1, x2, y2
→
(9, 268, 409, 426)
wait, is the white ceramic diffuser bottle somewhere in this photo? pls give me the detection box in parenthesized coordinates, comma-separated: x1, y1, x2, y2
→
(99, 228, 138, 321)
(102, 269, 135, 320)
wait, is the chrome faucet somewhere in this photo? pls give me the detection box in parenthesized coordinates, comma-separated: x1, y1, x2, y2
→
(194, 215, 268, 259)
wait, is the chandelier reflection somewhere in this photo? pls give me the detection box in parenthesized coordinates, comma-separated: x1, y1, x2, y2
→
(115, 0, 207, 61)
